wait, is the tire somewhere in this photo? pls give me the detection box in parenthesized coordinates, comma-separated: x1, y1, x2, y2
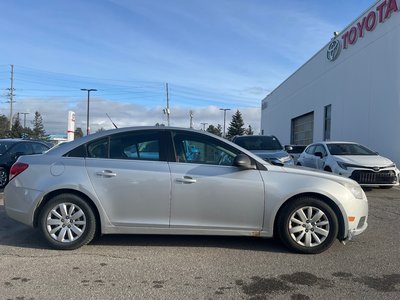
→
(0, 167, 9, 188)
(324, 167, 332, 172)
(296, 162, 302, 166)
(277, 196, 338, 254)
(38, 193, 97, 250)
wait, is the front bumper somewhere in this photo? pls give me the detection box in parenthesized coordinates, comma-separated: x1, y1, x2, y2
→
(334, 166, 399, 187)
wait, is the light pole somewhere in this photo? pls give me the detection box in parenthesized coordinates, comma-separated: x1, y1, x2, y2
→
(219, 108, 231, 137)
(81, 88, 97, 135)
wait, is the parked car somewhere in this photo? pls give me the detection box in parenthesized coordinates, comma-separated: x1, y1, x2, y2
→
(0, 138, 51, 188)
(285, 144, 307, 164)
(5, 127, 368, 254)
(297, 141, 399, 188)
(232, 135, 294, 166)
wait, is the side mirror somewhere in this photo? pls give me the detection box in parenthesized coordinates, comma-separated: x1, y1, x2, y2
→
(233, 154, 256, 170)
(314, 152, 323, 158)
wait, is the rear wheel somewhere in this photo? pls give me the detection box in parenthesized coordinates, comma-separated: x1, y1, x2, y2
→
(39, 194, 96, 250)
(0, 167, 8, 188)
(278, 196, 338, 254)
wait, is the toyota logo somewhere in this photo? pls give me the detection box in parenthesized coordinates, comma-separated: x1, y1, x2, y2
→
(327, 39, 341, 61)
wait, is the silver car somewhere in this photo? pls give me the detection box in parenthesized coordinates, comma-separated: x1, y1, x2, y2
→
(4, 127, 368, 254)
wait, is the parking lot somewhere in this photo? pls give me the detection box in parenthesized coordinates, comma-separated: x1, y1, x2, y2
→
(0, 187, 399, 300)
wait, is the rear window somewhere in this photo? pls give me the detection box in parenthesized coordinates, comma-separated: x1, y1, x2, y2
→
(234, 136, 282, 151)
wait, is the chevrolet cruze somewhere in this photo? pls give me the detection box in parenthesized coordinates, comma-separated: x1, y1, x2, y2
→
(4, 127, 368, 254)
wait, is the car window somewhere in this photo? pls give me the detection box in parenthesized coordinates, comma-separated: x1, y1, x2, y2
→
(32, 143, 49, 154)
(11, 142, 33, 156)
(326, 143, 377, 155)
(173, 133, 238, 166)
(109, 131, 161, 161)
(87, 138, 109, 158)
(314, 144, 327, 156)
(305, 145, 316, 154)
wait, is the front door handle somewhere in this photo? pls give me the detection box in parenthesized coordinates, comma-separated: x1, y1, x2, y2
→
(175, 176, 197, 184)
(96, 170, 117, 178)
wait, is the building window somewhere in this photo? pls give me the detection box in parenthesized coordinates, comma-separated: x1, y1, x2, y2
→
(291, 112, 314, 145)
(324, 105, 331, 141)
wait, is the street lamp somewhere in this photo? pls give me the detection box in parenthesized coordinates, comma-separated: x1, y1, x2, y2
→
(219, 108, 231, 137)
(81, 88, 97, 135)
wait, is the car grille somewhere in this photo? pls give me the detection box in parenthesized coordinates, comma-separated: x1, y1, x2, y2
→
(350, 170, 397, 185)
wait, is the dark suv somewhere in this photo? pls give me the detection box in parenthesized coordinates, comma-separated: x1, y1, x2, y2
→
(232, 135, 294, 166)
(0, 139, 51, 188)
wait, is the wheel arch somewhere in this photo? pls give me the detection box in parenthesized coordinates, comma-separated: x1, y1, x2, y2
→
(273, 192, 346, 240)
(33, 189, 101, 236)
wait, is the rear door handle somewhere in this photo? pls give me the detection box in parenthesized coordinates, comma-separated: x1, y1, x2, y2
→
(96, 170, 117, 178)
(175, 176, 197, 184)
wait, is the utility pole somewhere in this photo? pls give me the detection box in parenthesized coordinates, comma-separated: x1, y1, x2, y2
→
(219, 108, 231, 137)
(20, 112, 30, 128)
(201, 122, 208, 131)
(189, 110, 194, 128)
(7, 65, 15, 130)
(163, 83, 170, 126)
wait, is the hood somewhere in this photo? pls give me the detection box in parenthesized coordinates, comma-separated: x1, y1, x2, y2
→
(333, 155, 394, 167)
(275, 165, 357, 185)
(250, 149, 289, 159)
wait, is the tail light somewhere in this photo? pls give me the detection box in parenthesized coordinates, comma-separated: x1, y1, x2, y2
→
(9, 162, 29, 180)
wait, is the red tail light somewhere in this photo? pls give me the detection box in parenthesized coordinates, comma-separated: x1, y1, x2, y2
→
(9, 162, 29, 180)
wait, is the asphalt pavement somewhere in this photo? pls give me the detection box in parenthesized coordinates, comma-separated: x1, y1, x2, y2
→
(0, 187, 399, 300)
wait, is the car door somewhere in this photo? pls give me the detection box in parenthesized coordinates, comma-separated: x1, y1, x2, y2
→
(301, 145, 316, 167)
(314, 144, 328, 170)
(85, 130, 171, 227)
(168, 131, 265, 231)
(8, 142, 33, 165)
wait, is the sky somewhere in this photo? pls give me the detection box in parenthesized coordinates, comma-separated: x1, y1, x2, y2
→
(0, 0, 376, 135)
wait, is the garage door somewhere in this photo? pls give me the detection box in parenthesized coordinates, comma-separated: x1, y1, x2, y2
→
(291, 112, 314, 145)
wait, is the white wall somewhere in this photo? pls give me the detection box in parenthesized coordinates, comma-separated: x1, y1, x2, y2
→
(261, 0, 400, 165)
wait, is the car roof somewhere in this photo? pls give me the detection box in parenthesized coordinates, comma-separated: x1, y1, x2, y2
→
(47, 126, 240, 155)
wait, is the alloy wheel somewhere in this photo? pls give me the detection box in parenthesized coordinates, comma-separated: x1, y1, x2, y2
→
(288, 206, 330, 248)
(46, 202, 87, 243)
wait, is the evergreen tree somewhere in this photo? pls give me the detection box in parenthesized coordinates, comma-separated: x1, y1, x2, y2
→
(74, 127, 84, 139)
(206, 124, 222, 136)
(227, 110, 245, 138)
(246, 125, 254, 135)
(0, 115, 10, 138)
(10, 115, 23, 138)
(32, 111, 48, 140)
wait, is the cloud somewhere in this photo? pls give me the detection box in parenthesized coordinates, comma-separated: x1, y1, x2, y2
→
(11, 97, 261, 135)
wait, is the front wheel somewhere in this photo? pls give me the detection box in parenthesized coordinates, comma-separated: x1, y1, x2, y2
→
(277, 197, 338, 254)
(39, 194, 97, 250)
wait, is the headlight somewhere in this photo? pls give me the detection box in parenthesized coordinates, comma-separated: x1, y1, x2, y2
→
(342, 182, 364, 199)
(337, 161, 349, 170)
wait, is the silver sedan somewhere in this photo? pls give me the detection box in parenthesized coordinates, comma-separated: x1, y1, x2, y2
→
(4, 127, 368, 254)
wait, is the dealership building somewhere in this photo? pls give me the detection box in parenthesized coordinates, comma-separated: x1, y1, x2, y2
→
(261, 0, 400, 165)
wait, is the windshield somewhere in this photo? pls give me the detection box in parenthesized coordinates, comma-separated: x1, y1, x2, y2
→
(327, 143, 377, 156)
(235, 136, 282, 151)
(0, 141, 14, 155)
